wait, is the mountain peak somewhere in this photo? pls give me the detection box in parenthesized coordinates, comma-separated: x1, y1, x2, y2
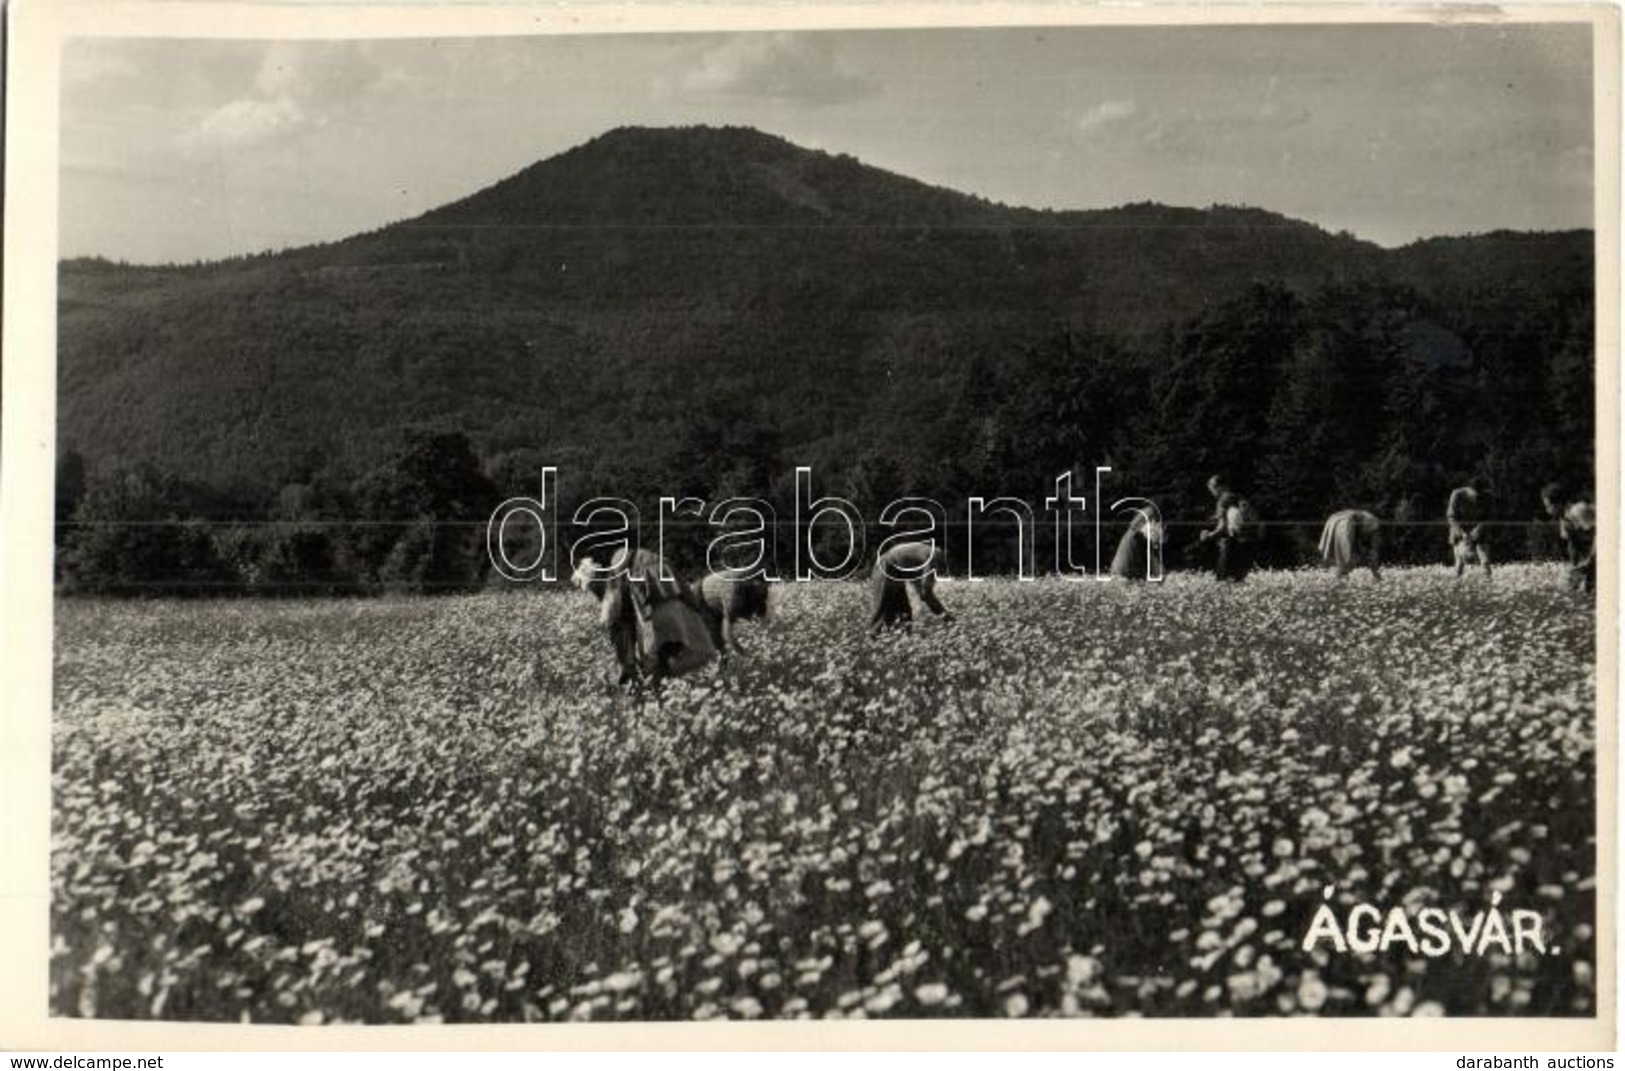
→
(415, 124, 1003, 229)
(589, 123, 797, 148)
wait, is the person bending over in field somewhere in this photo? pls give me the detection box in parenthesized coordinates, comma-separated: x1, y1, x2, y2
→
(573, 547, 717, 688)
(1109, 512, 1166, 582)
(1318, 509, 1382, 581)
(1197, 475, 1260, 582)
(690, 570, 772, 658)
(1542, 482, 1596, 596)
(1446, 481, 1492, 579)
(869, 540, 953, 634)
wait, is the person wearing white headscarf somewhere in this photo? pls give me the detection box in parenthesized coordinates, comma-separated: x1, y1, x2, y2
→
(869, 541, 952, 634)
(691, 570, 772, 656)
(1109, 512, 1165, 581)
(573, 546, 717, 686)
(1318, 509, 1382, 581)
(1447, 483, 1492, 578)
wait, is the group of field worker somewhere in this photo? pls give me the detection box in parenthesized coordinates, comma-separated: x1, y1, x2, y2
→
(570, 548, 772, 689)
(568, 541, 954, 689)
(1180, 474, 1595, 593)
(571, 476, 1596, 688)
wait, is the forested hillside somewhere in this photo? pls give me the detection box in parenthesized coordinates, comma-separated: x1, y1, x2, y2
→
(55, 125, 1595, 592)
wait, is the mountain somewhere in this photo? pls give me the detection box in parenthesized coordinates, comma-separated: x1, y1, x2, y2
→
(418, 125, 1007, 228)
(56, 125, 1592, 499)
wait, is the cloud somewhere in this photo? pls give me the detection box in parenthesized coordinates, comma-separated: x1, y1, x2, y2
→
(1076, 99, 1137, 135)
(181, 41, 385, 151)
(187, 96, 307, 149)
(1071, 80, 1308, 154)
(678, 33, 878, 105)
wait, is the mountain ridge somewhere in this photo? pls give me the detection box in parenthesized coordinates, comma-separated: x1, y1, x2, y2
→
(57, 124, 1594, 501)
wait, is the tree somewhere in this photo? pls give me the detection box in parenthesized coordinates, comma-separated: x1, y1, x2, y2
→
(1140, 283, 1303, 539)
(55, 449, 87, 566)
(60, 462, 233, 596)
(352, 428, 499, 593)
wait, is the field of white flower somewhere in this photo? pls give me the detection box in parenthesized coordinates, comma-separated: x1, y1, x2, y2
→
(51, 563, 1596, 1022)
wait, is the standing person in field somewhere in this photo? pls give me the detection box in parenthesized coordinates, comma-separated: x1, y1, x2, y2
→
(1197, 475, 1260, 582)
(573, 546, 717, 687)
(1109, 511, 1166, 582)
(1542, 482, 1596, 595)
(1318, 509, 1382, 581)
(690, 570, 772, 658)
(869, 540, 953, 634)
(1446, 481, 1492, 579)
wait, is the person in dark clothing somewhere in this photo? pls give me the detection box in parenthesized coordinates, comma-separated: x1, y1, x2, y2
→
(1542, 482, 1596, 595)
(1446, 483, 1492, 579)
(1197, 475, 1257, 582)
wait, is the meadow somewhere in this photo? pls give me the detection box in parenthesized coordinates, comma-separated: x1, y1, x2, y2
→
(51, 564, 1597, 1022)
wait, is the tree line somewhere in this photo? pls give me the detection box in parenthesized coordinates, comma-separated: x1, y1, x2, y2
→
(55, 277, 1592, 596)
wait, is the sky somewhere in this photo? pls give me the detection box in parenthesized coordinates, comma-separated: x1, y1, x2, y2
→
(59, 24, 1595, 264)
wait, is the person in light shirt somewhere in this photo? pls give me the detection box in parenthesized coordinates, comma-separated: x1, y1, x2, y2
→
(1318, 508, 1382, 581)
(691, 570, 772, 657)
(1109, 511, 1165, 582)
(869, 540, 953, 634)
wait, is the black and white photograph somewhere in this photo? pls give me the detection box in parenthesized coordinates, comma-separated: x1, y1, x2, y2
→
(4, 1, 1616, 1047)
